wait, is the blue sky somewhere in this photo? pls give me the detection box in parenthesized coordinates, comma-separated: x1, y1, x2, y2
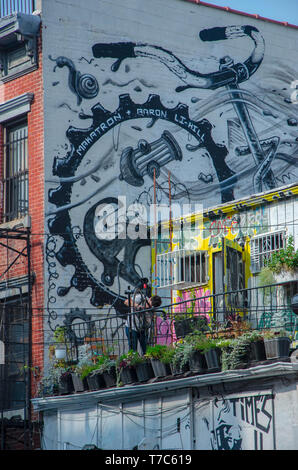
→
(205, 0, 298, 26)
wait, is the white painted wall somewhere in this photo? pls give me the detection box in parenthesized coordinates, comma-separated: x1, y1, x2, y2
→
(39, 373, 298, 450)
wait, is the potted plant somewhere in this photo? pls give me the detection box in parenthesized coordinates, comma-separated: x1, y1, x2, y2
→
(201, 338, 222, 372)
(174, 314, 193, 338)
(72, 346, 95, 392)
(262, 329, 291, 359)
(53, 326, 68, 360)
(131, 353, 155, 382)
(73, 362, 97, 392)
(221, 334, 252, 371)
(97, 355, 117, 388)
(246, 330, 267, 362)
(169, 343, 190, 375)
(37, 363, 61, 397)
(116, 351, 139, 385)
(145, 344, 172, 378)
(59, 369, 75, 395)
(180, 334, 207, 373)
(263, 235, 298, 283)
(86, 366, 106, 391)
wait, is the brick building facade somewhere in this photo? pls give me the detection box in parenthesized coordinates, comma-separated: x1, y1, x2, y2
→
(0, 4, 43, 449)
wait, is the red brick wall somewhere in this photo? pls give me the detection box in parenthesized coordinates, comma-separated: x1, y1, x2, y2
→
(0, 29, 44, 416)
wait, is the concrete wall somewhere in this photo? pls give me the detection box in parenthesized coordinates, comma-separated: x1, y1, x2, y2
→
(41, 0, 298, 332)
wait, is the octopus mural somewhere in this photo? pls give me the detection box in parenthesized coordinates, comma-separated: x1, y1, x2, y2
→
(45, 22, 298, 329)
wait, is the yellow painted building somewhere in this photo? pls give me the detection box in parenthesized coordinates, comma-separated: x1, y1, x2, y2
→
(152, 183, 298, 332)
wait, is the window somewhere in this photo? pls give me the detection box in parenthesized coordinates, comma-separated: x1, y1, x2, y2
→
(250, 230, 286, 273)
(157, 249, 208, 289)
(0, 12, 40, 82)
(2, 119, 28, 222)
(0, 297, 29, 412)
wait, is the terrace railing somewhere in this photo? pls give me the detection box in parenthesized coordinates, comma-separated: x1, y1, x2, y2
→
(0, 0, 35, 17)
(62, 280, 298, 363)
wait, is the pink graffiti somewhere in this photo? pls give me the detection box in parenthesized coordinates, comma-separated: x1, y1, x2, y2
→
(174, 288, 211, 322)
(156, 316, 173, 345)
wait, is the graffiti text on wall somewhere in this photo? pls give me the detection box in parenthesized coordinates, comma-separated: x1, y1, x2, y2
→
(204, 393, 274, 450)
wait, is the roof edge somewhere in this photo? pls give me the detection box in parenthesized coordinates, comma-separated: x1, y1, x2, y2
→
(184, 0, 298, 30)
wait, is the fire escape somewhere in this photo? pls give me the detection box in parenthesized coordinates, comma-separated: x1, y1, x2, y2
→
(0, 227, 33, 450)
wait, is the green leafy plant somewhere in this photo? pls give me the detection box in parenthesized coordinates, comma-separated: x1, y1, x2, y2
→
(115, 350, 144, 387)
(74, 344, 94, 380)
(145, 344, 171, 363)
(96, 354, 116, 373)
(264, 235, 298, 273)
(53, 326, 67, 344)
(117, 350, 144, 368)
(183, 332, 207, 350)
(169, 343, 185, 372)
(257, 266, 275, 287)
(77, 363, 98, 381)
(221, 334, 252, 371)
(244, 330, 264, 343)
(262, 328, 289, 340)
(160, 346, 176, 365)
(170, 333, 207, 370)
(37, 360, 71, 397)
(214, 338, 233, 350)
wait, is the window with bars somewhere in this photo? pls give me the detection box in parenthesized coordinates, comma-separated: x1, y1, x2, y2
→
(250, 230, 286, 273)
(2, 119, 28, 222)
(156, 249, 208, 289)
(0, 297, 29, 412)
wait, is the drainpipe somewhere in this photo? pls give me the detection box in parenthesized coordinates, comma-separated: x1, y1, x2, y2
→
(26, 228, 32, 450)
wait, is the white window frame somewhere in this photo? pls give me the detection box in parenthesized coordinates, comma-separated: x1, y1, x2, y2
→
(250, 230, 286, 273)
(157, 249, 208, 289)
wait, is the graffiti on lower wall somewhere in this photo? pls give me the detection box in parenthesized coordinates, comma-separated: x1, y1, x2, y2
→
(45, 14, 298, 327)
(202, 392, 275, 450)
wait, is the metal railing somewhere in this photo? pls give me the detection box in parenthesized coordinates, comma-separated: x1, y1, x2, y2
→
(0, 0, 35, 17)
(62, 280, 298, 362)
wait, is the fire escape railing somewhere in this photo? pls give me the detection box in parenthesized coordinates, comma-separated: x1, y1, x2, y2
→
(0, 0, 35, 17)
(62, 280, 298, 362)
(0, 227, 32, 450)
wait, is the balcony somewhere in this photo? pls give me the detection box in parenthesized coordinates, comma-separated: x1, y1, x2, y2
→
(0, 0, 36, 17)
(35, 279, 298, 400)
(60, 280, 297, 361)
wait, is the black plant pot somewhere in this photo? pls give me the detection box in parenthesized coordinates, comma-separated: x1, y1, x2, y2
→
(150, 359, 171, 378)
(189, 351, 207, 373)
(59, 373, 74, 395)
(102, 367, 117, 388)
(174, 320, 192, 338)
(250, 340, 266, 361)
(135, 361, 155, 382)
(264, 337, 291, 359)
(204, 348, 221, 372)
(71, 373, 88, 392)
(120, 366, 138, 385)
(87, 370, 106, 391)
(170, 361, 189, 375)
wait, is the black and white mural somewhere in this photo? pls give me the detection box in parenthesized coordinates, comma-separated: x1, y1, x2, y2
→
(200, 392, 275, 450)
(44, 0, 298, 327)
